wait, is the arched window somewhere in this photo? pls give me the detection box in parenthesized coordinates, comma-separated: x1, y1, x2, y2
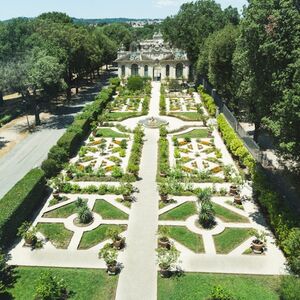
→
(144, 65, 148, 77)
(176, 63, 183, 78)
(166, 65, 170, 77)
(121, 65, 126, 77)
(131, 64, 139, 76)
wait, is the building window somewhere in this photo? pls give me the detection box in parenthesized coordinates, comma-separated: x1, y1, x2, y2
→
(166, 65, 170, 77)
(176, 63, 183, 78)
(131, 64, 139, 76)
(121, 65, 125, 76)
(144, 65, 148, 77)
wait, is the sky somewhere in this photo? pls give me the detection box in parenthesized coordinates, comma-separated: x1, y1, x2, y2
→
(0, 0, 248, 21)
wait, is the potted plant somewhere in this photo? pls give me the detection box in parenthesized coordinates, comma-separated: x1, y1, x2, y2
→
(77, 204, 93, 224)
(251, 230, 267, 254)
(234, 194, 242, 205)
(99, 244, 119, 275)
(156, 246, 180, 278)
(157, 226, 171, 249)
(208, 124, 214, 137)
(120, 182, 133, 202)
(107, 227, 125, 250)
(48, 177, 64, 200)
(158, 180, 169, 203)
(229, 184, 238, 196)
(17, 221, 37, 246)
(160, 163, 169, 178)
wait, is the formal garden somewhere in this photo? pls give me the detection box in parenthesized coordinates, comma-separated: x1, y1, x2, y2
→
(0, 77, 297, 300)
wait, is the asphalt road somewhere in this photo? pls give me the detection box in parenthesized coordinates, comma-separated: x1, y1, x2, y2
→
(0, 73, 111, 199)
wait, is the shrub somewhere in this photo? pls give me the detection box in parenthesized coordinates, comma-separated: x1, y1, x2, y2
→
(0, 250, 11, 294)
(279, 276, 300, 300)
(0, 168, 46, 248)
(41, 159, 61, 178)
(78, 204, 93, 224)
(198, 85, 217, 116)
(126, 125, 144, 178)
(208, 285, 236, 300)
(127, 76, 144, 91)
(35, 272, 69, 300)
(217, 114, 255, 172)
(48, 145, 68, 163)
(253, 168, 300, 275)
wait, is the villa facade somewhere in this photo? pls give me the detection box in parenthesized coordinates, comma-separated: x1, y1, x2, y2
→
(115, 32, 190, 81)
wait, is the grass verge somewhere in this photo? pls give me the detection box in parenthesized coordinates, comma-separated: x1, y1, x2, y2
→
(79, 224, 127, 250)
(7, 266, 118, 300)
(93, 200, 128, 220)
(158, 272, 280, 300)
(37, 223, 73, 249)
(214, 228, 253, 254)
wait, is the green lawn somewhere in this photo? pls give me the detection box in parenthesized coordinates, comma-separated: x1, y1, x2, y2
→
(214, 228, 253, 254)
(175, 129, 208, 139)
(96, 128, 127, 138)
(107, 112, 142, 121)
(37, 223, 73, 249)
(169, 112, 202, 121)
(158, 273, 280, 300)
(159, 202, 197, 221)
(79, 224, 127, 249)
(43, 202, 78, 218)
(7, 267, 118, 300)
(213, 203, 249, 223)
(165, 226, 204, 253)
(93, 200, 128, 220)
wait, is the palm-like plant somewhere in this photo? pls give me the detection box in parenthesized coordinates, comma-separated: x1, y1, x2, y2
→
(199, 201, 215, 229)
(197, 188, 215, 229)
(78, 204, 93, 224)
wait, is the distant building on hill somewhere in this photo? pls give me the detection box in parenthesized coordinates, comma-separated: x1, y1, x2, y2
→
(115, 32, 191, 81)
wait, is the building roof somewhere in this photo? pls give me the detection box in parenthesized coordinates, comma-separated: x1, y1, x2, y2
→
(115, 32, 189, 64)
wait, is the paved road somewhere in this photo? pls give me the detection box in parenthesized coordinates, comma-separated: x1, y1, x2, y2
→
(0, 73, 111, 199)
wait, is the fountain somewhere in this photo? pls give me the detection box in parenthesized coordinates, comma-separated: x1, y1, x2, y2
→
(139, 116, 168, 129)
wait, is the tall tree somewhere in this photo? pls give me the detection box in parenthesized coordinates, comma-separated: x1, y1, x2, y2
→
(197, 24, 239, 110)
(161, 0, 227, 64)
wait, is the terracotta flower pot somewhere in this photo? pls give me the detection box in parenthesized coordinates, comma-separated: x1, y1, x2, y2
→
(123, 195, 132, 202)
(159, 265, 172, 278)
(234, 195, 242, 205)
(158, 238, 171, 250)
(107, 261, 118, 275)
(251, 239, 264, 254)
(24, 235, 37, 247)
(229, 185, 238, 196)
(160, 193, 169, 202)
(113, 238, 125, 250)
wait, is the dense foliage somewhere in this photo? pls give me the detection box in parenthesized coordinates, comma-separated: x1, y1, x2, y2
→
(0, 13, 120, 124)
(0, 168, 46, 248)
(162, 0, 300, 166)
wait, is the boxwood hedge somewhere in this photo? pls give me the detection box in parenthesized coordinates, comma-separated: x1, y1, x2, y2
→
(0, 168, 46, 248)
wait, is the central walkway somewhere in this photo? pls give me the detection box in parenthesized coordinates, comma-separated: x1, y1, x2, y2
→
(115, 82, 160, 300)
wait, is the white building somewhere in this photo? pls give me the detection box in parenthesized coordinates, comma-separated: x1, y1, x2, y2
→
(115, 32, 191, 81)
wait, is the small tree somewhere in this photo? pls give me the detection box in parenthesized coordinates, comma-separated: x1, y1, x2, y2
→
(199, 201, 216, 229)
(156, 246, 180, 277)
(35, 272, 69, 300)
(17, 221, 38, 246)
(99, 244, 119, 275)
(78, 204, 93, 224)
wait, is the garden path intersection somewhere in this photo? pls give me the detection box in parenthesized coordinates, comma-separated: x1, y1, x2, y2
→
(9, 81, 286, 300)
